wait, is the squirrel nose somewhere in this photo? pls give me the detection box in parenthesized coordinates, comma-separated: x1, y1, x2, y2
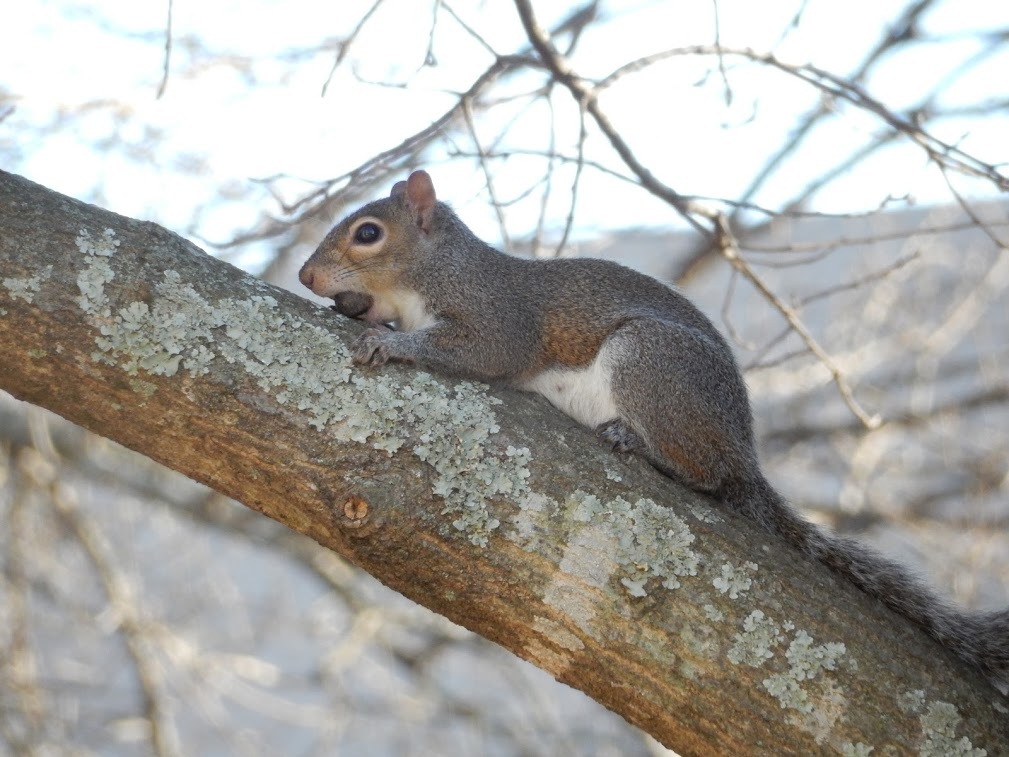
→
(299, 265, 315, 290)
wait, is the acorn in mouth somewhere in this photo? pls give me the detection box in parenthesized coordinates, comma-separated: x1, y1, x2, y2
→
(330, 291, 374, 320)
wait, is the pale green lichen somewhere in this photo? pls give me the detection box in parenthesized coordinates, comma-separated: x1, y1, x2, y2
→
(728, 610, 783, 667)
(900, 693, 988, 757)
(841, 742, 873, 757)
(73, 227, 532, 546)
(784, 631, 846, 681)
(3, 265, 53, 304)
(762, 630, 847, 713)
(898, 689, 927, 714)
(567, 491, 699, 596)
(128, 379, 158, 398)
(712, 560, 757, 599)
(688, 503, 721, 524)
(726, 614, 853, 737)
(790, 678, 848, 746)
(702, 604, 724, 622)
(76, 228, 117, 314)
(512, 492, 555, 540)
(570, 491, 603, 523)
(919, 701, 987, 757)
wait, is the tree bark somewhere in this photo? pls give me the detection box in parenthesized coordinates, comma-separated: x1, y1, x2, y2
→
(1, 170, 1006, 755)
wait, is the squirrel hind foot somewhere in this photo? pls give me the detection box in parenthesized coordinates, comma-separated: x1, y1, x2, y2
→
(597, 418, 644, 453)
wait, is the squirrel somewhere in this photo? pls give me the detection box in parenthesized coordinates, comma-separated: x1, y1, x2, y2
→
(300, 169, 1009, 691)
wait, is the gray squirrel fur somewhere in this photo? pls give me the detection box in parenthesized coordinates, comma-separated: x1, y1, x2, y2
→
(300, 169, 1009, 691)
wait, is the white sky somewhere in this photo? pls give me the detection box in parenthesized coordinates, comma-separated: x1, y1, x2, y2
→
(2, 0, 1008, 267)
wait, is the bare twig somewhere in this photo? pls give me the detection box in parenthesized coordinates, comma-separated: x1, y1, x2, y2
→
(531, 92, 558, 257)
(553, 104, 588, 257)
(735, 0, 936, 208)
(746, 216, 1009, 254)
(744, 253, 920, 370)
(2, 476, 50, 752)
(462, 101, 512, 251)
(441, 1, 499, 57)
(321, 0, 386, 97)
(423, 0, 440, 67)
(936, 163, 1009, 252)
(207, 56, 528, 252)
(155, 0, 174, 99)
(27, 411, 183, 757)
(713, 217, 883, 429)
(710, 0, 732, 106)
(513, 0, 713, 238)
(595, 43, 1007, 192)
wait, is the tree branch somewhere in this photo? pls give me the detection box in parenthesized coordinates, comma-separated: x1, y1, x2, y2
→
(1, 170, 1006, 754)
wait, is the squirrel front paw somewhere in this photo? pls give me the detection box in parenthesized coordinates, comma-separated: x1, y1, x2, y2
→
(352, 328, 393, 366)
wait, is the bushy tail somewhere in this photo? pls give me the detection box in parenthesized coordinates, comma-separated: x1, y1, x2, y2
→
(723, 475, 1009, 691)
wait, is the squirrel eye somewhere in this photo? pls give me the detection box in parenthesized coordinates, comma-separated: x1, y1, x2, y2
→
(354, 222, 382, 245)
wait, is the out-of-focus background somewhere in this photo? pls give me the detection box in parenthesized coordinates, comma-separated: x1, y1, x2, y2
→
(2, 1, 1008, 754)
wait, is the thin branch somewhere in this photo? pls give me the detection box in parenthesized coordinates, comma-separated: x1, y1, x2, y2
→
(2, 473, 50, 752)
(513, 0, 713, 239)
(441, 1, 499, 58)
(423, 0, 440, 68)
(777, 129, 901, 214)
(719, 267, 758, 350)
(306, 56, 524, 212)
(28, 411, 182, 757)
(711, 0, 732, 106)
(713, 216, 882, 429)
(462, 100, 512, 251)
(798, 252, 919, 305)
(594, 43, 1008, 192)
(734, 0, 937, 207)
(445, 147, 981, 230)
(761, 382, 1009, 444)
(206, 55, 529, 252)
(553, 103, 588, 257)
(531, 90, 558, 257)
(321, 0, 386, 97)
(746, 216, 1009, 254)
(743, 253, 921, 370)
(155, 0, 174, 99)
(937, 163, 1009, 252)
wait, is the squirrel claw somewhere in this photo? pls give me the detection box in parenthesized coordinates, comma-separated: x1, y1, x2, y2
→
(352, 328, 392, 366)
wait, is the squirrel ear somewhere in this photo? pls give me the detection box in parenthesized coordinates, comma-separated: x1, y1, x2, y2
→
(390, 180, 407, 198)
(404, 170, 437, 234)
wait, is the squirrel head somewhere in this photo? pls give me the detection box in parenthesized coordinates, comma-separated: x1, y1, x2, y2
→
(299, 170, 438, 325)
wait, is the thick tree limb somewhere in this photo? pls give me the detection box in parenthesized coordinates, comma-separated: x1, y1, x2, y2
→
(1, 170, 1006, 755)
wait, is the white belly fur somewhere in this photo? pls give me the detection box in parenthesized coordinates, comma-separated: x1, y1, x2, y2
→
(393, 289, 438, 331)
(520, 339, 619, 429)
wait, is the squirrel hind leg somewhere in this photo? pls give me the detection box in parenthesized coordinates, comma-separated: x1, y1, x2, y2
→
(605, 319, 759, 495)
(598, 415, 722, 495)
